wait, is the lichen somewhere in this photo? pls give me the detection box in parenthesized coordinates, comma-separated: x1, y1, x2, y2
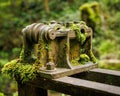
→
(2, 59, 38, 83)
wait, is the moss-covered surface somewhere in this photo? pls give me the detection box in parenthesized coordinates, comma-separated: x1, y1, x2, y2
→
(79, 54, 90, 64)
(2, 59, 38, 83)
(80, 2, 101, 34)
(70, 22, 97, 65)
(2, 37, 46, 83)
(71, 53, 92, 65)
(89, 50, 97, 63)
(71, 57, 79, 66)
(34, 37, 46, 67)
(2, 21, 97, 83)
(80, 2, 101, 24)
(19, 40, 35, 63)
(70, 23, 86, 45)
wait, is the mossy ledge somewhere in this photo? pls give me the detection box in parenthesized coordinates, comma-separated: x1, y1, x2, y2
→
(2, 59, 38, 83)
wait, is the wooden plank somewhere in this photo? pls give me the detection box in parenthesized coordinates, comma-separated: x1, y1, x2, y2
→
(91, 68, 120, 76)
(28, 77, 120, 96)
(71, 68, 120, 86)
(39, 63, 97, 79)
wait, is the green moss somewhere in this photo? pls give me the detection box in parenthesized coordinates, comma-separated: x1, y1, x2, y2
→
(71, 54, 91, 65)
(71, 58, 79, 66)
(35, 37, 46, 67)
(2, 34, 48, 83)
(70, 23, 86, 45)
(2, 29, 48, 82)
(2, 59, 19, 77)
(19, 47, 24, 61)
(19, 44, 35, 63)
(79, 54, 90, 64)
(89, 50, 97, 63)
(80, 2, 101, 24)
(70, 22, 97, 65)
(45, 43, 52, 51)
(2, 21, 97, 83)
(2, 59, 38, 83)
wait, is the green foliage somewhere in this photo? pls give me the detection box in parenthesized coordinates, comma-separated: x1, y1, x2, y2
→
(0, 92, 4, 96)
(13, 92, 18, 96)
(99, 40, 116, 55)
(102, 0, 120, 11)
(98, 39, 120, 59)
(107, 12, 120, 30)
(99, 60, 120, 70)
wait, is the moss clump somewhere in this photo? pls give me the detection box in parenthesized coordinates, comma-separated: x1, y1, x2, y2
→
(70, 24, 86, 45)
(89, 50, 97, 63)
(2, 59, 19, 77)
(79, 54, 90, 64)
(71, 54, 91, 65)
(2, 59, 38, 83)
(71, 58, 79, 66)
(80, 2, 101, 24)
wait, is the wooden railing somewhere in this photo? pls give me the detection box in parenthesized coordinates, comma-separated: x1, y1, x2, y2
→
(17, 68, 120, 96)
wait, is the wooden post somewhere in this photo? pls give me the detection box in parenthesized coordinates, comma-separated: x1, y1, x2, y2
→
(17, 81, 48, 96)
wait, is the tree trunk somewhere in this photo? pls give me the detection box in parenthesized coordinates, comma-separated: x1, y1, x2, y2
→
(44, 0, 50, 14)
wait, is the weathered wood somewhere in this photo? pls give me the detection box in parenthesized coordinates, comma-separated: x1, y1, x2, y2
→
(27, 76, 120, 96)
(39, 63, 97, 79)
(17, 68, 120, 96)
(18, 82, 48, 96)
(71, 68, 120, 86)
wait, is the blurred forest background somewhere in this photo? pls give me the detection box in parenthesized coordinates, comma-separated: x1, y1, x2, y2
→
(0, 0, 120, 96)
